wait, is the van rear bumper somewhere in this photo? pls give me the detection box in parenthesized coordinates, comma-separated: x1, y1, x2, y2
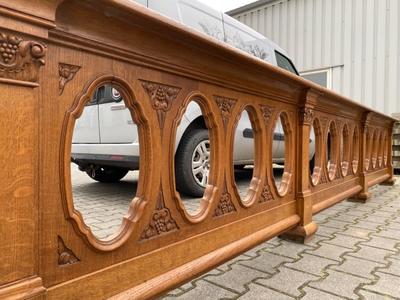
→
(71, 143, 140, 170)
(71, 153, 140, 170)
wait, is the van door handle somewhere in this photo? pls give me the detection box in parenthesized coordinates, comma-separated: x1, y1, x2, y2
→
(110, 104, 126, 111)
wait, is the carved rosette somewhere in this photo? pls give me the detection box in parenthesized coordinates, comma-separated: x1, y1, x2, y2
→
(140, 192, 178, 240)
(59, 63, 81, 95)
(57, 236, 79, 266)
(259, 184, 274, 203)
(259, 104, 274, 126)
(299, 107, 314, 125)
(0, 32, 46, 83)
(214, 95, 237, 130)
(141, 80, 181, 129)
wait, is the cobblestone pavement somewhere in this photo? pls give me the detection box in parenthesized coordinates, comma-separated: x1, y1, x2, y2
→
(163, 178, 400, 300)
(71, 163, 258, 239)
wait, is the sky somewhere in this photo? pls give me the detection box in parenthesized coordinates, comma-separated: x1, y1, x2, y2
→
(198, 0, 256, 12)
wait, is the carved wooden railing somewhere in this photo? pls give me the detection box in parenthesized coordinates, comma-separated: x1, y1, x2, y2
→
(0, 1, 397, 299)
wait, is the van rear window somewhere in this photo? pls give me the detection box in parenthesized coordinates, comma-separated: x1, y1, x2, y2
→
(275, 51, 298, 75)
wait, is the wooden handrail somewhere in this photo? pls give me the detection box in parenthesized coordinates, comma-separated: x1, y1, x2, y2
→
(0, 0, 397, 299)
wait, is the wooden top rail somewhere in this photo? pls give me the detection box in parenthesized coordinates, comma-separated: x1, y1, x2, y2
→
(0, 1, 397, 299)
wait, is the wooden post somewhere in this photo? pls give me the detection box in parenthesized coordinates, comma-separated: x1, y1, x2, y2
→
(280, 101, 317, 243)
(349, 113, 372, 202)
(380, 122, 397, 186)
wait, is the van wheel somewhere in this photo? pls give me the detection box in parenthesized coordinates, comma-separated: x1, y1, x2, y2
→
(175, 129, 209, 197)
(87, 167, 129, 183)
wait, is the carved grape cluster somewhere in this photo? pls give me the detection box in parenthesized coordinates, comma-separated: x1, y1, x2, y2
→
(260, 185, 273, 203)
(141, 207, 178, 240)
(154, 87, 169, 111)
(0, 33, 21, 64)
(214, 193, 235, 216)
(153, 210, 171, 233)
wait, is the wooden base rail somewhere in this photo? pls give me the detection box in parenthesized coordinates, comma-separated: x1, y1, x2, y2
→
(0, 1, 397, 299)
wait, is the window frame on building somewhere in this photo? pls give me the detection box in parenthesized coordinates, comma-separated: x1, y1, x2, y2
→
(301, 68, 333, 89)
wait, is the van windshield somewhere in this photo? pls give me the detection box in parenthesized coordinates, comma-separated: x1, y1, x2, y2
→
(275, 51, 299, 75)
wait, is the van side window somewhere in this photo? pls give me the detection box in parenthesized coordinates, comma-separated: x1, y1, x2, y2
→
(275, 51, 298, 75)
(86, 89, 99, 106)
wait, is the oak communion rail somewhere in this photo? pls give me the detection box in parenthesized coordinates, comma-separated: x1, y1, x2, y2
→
(0, 1, 397, 299)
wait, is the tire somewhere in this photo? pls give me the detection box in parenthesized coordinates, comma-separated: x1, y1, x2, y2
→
(86, 166, 129, 183)
(175, 129, 210, 197)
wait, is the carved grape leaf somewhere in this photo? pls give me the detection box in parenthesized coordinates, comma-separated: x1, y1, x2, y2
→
(59, 63, 81, 95)
(57, 236, 79, 266)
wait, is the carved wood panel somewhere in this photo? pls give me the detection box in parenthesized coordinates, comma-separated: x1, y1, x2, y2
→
(0, 1, 396, 299)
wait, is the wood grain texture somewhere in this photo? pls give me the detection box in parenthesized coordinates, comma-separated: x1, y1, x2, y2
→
(0, 0, 397, 299)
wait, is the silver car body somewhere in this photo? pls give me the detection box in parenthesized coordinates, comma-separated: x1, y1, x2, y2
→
(72, 0, 315, 168)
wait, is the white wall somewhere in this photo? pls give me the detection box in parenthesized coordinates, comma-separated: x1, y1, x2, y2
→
(231, 0, 400, 116)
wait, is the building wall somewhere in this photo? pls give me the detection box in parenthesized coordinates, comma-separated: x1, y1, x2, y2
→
(230, 0, 400, 116)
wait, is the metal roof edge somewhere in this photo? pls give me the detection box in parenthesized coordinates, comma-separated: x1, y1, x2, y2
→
(226, 0, 276, 15)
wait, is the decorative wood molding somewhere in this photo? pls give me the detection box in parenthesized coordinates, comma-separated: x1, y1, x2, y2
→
(59, 63, 81, 95)
(141, 80, 181, 129)
(58, 236, 79, 266)
(214, 95, 237, 130)
(259, 104, 274, 126)
(0, 276, 46, 299)
(60, 75, 151, 252)
(299, 107, 314, 125)
(140, 191, 178, 240)
(259, 184, 274, 203)
(0, 32, 46, 84)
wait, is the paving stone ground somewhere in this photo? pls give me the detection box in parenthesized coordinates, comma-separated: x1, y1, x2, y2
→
(71, 163, 258, 239)
(163, 178, 400, 300)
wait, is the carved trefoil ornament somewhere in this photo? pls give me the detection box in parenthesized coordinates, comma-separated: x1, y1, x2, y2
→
(57, 236, 79, 266)
(0, 32, 46, 84)
(59, 63, 81, 95)
(259, 184, 274, 203)
(214, 95, 237, 130)
(140, 191, 178, 240)
(141, 80, 181, 129)
(300, 107, 314, 125)
(259, 104, 274, 126)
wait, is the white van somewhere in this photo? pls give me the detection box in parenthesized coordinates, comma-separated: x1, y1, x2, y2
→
(72, 0, 313, 197)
